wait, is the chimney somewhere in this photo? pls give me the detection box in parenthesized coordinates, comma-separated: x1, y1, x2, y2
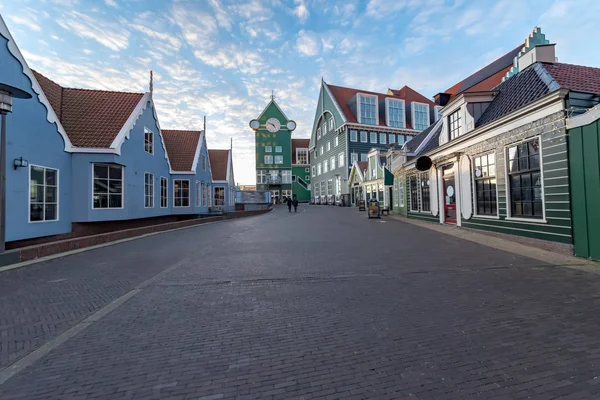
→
(518, 43, 556, 71)
(434, 92, 451, 107)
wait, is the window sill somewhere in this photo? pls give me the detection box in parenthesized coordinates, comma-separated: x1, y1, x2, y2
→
(505, 217, 547, 224)
(472, 214, 500, 220)
(28, 219, 59, 224)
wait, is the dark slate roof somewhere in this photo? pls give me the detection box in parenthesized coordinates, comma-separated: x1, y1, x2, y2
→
(419, 125, 442, 155)
(403, 122, 437, 153)
(476, 65, 550, 127)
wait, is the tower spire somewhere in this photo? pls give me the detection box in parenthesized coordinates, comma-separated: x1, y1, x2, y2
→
(271, 90, 275, 101)
(149, 70, 153, 94)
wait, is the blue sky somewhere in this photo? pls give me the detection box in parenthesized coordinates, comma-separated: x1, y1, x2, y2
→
(1, 0, 599, 184)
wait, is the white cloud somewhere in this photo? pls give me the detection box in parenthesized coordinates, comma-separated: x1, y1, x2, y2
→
(293, 0, 310, 24)
(104, 0, 117, 7)
(295, 30, 321, 56)
(130, 23, 181, 52)
(6, 14, 41, 31)
(57, 11, 129, 51)
(208, 0, 233, 30)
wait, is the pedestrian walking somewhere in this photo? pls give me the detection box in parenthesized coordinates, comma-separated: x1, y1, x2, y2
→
(287, 197, 292, 212)
(292, 196, 299, 212)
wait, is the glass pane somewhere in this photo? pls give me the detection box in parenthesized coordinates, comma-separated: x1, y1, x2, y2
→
(488, 164, 496, 177)
(528, 139, 539, 154)
(532, 172, 541, 187)
(533, 201, 543, 217)
(488, 153, 495, 165)
(30, 204, 43, 221)
(523, 202, 532, 216)
(533, 187, 543, 201)
(514, 202, 523, 216)
(522, 188, 532, 201)
(508, 159, 518, 173)
(94, 165, 108, 179)
(508, 147, 517, 161)
(94, 194, 108, 208)
(518, 157, 528, 171)
(31, 166, 44, 184)
(511, 189, 521, 202)
(474, 157, 481, 167)
(109, 194, 122, 208)
(529, 155, 540, 170)
(519, 143, 528, 157)
(94, 180, 108, 194)
(45, 204, 57, 220)
(521, 173, 531, 189)
(31, 185, 44, 202)
(510, 175, 521, 189)
(109, 166, 122, 180)
(45, 169, 57, 186)
(45, 186, 57, 202)
(182, 181, 190, 189)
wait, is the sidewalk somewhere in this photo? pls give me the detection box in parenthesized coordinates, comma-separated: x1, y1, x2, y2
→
(388, 214, 599, 274)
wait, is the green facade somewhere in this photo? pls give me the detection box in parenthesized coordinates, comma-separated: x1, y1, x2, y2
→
(392, 172, 408, 216)
(568, 117, 600, 259)
(292, 165, 311, 202)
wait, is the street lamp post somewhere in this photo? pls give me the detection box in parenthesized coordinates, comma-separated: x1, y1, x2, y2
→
(0, 83, 32, 252)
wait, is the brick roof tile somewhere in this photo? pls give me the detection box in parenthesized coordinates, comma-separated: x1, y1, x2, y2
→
(544, 62, 600, 94)
(162, 130, 202, 171)
(208, 149, 230, 181)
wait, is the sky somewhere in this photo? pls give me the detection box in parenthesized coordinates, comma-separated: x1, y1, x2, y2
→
(1, 0, 599, 185)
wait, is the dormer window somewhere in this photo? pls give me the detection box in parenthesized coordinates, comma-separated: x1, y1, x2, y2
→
(412, 102, 430, 130)
(317, 127, 321, 139)
(358, 94, 378, 125)
(386, 98, 405, 128)
(449, 109, 462, 140)
(434, 105, 443, 121)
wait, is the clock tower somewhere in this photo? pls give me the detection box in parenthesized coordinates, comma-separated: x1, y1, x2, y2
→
(249, 96, 297, 204)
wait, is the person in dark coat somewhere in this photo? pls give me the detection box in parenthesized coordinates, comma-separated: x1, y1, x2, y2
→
(292, 196, 299, 212)
(287, 196, 292, 212)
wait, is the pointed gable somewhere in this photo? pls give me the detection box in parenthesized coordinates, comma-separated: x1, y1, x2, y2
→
(32, 70, 145, 148)
(291, 138, 310, 164)
(162, 130, 203, 172)
(208, 149, 230, 181)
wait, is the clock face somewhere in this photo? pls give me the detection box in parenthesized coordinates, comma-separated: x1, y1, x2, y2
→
(249, 119, 260, 130)
(266, 118, 281, 133)
(286, 120, 297, 131)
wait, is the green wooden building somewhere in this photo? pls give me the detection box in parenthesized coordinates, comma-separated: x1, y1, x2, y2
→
(249, 97, 310, 203)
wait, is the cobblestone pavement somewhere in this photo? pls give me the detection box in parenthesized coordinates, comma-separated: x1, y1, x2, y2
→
(1, 206, 600, 399)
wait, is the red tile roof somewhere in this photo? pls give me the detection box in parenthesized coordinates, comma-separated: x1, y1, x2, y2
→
(357, 161, 368, 175)
(32, 70, 144, 148)
(291, 138, 310, 164)
(208, 149, 230, 181)
(327, 84, 433, 130)
(162, 130, 202, 171)
(544, 62, 600, 94)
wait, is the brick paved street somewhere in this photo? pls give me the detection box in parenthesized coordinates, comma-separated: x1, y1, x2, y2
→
(1, 206, 600, 399)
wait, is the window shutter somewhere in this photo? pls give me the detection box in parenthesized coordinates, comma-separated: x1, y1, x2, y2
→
(429, 168, 438, 216)
(460, 155, 473, 220)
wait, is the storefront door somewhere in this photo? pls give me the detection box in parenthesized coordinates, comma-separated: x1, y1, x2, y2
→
(442, 165, 456, 224)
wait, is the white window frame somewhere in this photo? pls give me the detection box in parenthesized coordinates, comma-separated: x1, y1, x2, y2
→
(434, 105, 443, 121)
(472, 152, 499, 219)
(202, 182, 208, 206)
(361, 153, 367, 162)
(389, 134, 396, 144)
(385, 98, 406, 128)
(320, 146, 324, 156)
(160, 177, 168, 208)
(317, 127, 321, 139)
(296, 148, 309, 165)
(323, 159, 329, 174)
(327, 141, 331, 151)
(265, 146, 272, 153)
(330, 156, 336, 171)
(312, 166, 316, 177)
(329, 118, 335, 131)
(379, 133, 387, 145)
(213, 186, 225, 207)
(398, 178, 405, 207)
(144, 127, 154, 155)
(173, 179, 191, 208)
(370, 132, 377, 144)
(357, 93, 379, 125)
(28, 164, 59, 223)
(350, 130, 358, 142)
(144, 172, 154, 208)
(334, 136, 339, 147)
(275, 146, 282, 153)
(360, 131, 368, 143)
(412, 101, 431, 131)
(504, 136, 547, 223)
(264, 155, 273, 164)
(92, 163, 124, 210)
(275, 155, 284, 164)
(196, 181, 201, 207)
(338, 152, 345, 168)
(201, 154, 207, 171)
(282, 170, 292, 184)
(351, 152, 358, 164)
(317, 163, 322, 175)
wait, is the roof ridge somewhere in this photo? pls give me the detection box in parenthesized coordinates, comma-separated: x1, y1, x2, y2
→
(552, 61, 600, 70)
(63, 87, 145, 96)
(327, 83, 390, 97)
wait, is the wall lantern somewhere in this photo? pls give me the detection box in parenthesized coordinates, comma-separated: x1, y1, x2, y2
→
(13, 157, 28, 170)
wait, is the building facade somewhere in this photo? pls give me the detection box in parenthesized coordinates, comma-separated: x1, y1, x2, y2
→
(397, 28, 600, 248)
(0, 15, 237, 244)
(310, 81, 437, 206)
(250, 98, 311, 204)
